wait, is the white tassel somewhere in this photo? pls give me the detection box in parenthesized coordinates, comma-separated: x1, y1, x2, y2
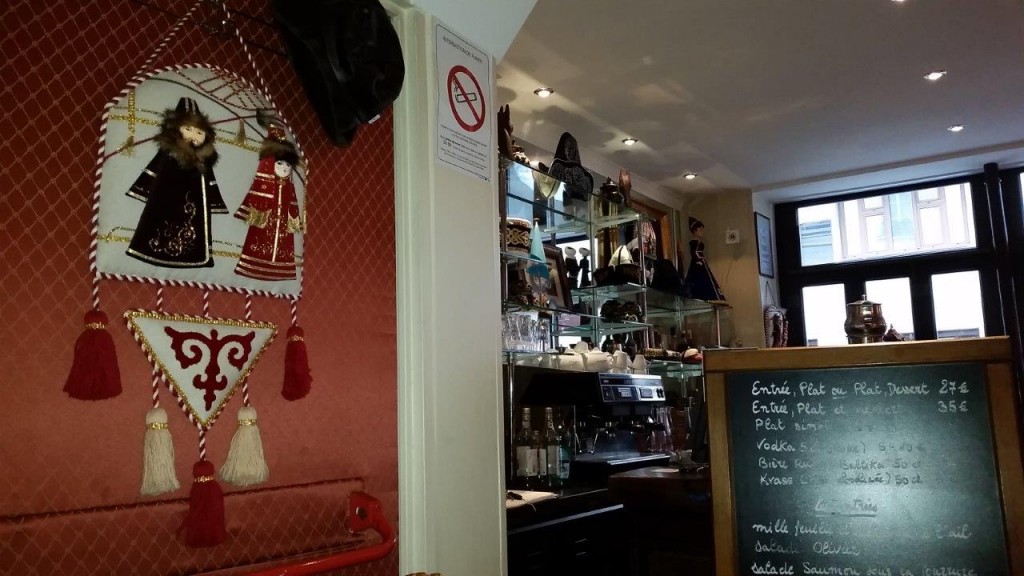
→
(220, 406, 269, 486)
(140, 407, 180, 496)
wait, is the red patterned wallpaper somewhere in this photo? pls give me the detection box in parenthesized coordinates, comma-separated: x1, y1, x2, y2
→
(0, 0, 397, 574)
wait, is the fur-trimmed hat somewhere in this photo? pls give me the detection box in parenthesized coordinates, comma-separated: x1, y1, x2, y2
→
(154, 97, 218, 172)
(257, 114, 300, 165)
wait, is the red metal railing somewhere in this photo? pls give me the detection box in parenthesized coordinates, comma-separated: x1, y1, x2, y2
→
(247, 491, 396, 576)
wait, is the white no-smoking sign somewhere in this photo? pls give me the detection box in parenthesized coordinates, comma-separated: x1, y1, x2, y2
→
(435, 23, 491, 181)
(447, 65, 485, 132)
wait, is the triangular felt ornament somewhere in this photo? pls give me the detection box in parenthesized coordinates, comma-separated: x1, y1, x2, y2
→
(125, 311, 277, 429)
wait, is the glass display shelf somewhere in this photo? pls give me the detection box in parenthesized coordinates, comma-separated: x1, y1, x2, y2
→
(572, 282, 646, 303)
(571, 283, 726, 318)
(501, 157, 652, 234)
(500, 250, 544, 264)
(502, 299, 595, 320)
(645, 295, 717, 320)
(557, 319, 651, 338)
(504, 189, 590, 236)
(646, 360, 704, 379)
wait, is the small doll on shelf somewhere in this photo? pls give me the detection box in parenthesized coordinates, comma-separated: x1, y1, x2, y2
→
(564, 246, 580, 289)
(683, 217, 726, 302)
(578, 247, 592, 288)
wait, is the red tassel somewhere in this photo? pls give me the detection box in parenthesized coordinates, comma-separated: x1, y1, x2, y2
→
(282, 326, 312, 400)
(178, 460, 226, 547)
(64, 310, 122, 400)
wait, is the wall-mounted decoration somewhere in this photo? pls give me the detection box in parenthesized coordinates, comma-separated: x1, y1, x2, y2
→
(62, 2, 316, 549)
(96, 66, 306, 297)
(755, 211, 775, 278)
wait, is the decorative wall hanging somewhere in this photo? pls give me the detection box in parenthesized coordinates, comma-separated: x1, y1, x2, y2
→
(62, 1, 315, 548)
(763, 281, 788, 348)
(95, 66, 306, 296)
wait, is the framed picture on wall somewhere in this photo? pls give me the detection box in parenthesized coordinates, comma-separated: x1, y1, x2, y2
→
(755, 212, 775, 278)
(544, 245, 572, 310)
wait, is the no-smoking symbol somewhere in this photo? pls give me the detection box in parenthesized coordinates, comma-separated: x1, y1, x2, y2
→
(447, 65, 485, 132)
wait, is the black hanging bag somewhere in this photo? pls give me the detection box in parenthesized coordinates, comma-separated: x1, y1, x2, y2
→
(272, 0, 405, 146)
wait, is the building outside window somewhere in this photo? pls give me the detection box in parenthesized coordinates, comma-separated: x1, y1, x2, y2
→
(795, 183, 976, 267)
(775, 173, 1014, 347)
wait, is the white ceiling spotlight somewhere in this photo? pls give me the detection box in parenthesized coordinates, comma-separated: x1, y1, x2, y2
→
(622, 137, 638, 146)
(533, 87, 554, 98)
(947, 124, 965, 133)
(924, 70, 947, 81)
(683, 173, 698, 180)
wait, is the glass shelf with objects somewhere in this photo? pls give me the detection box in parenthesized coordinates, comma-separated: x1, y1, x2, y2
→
(499, 157, 658, 350)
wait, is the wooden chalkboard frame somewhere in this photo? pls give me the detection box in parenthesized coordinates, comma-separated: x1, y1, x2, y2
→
(704, 337, 1024, 576)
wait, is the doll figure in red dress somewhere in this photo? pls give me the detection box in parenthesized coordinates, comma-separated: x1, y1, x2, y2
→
(234, 124, 303, 281)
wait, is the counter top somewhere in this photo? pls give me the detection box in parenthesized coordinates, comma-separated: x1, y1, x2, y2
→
(607, 465, 712, 510)
(505, 487, 619, 534)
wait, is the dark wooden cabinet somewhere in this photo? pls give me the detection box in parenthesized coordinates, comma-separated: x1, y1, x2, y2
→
(607, 467, 715, 576)
(507, 505, 628, 576)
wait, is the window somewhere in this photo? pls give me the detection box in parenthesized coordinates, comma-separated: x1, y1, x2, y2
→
(801, 284, 847, 346)
(777, 174, 1000, 345)
(796, 183, 976, 266)
(865, 277, 915, 340)
(932, 271, 985, 339)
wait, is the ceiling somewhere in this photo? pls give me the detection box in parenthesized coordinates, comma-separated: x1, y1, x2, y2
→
(497, 0, 1024, 202)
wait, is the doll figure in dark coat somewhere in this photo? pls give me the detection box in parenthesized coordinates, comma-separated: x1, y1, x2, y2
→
(126, 97, 227, 268)
(683, 217, 726, 301)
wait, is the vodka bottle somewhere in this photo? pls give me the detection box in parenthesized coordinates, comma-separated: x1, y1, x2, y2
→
(545, 407, 571, 488)
(514, 407, 537, 489)
(533, 430, 548, 489)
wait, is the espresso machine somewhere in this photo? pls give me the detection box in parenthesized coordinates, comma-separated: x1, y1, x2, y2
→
(511, 367, 673, 486)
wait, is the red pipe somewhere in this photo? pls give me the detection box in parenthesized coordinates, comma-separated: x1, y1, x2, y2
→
(246, 491, 396, 576)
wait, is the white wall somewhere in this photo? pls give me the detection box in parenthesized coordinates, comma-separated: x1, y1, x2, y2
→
(752, 192, 781, 322)
(408, 0, 537, 60)
(683, 190, 767, 348)
(392, 6, 507, 575)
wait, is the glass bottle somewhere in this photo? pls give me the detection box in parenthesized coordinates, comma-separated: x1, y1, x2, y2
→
(545, 407, 571, 488)
(532, 430, 548, 489)
(514, 407, 536, 489)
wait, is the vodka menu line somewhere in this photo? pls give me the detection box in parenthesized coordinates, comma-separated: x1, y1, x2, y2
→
(726, 363, 1010, 576)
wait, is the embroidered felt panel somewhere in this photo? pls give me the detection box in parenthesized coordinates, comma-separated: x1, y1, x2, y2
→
(96, 66, 306, 297)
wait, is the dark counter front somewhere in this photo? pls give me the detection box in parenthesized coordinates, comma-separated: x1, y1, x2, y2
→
(506, 487, 628, 576)
(608, 466, 716, 576)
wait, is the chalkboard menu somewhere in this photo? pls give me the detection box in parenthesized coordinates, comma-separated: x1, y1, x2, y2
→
(724, 362, 1010, 576)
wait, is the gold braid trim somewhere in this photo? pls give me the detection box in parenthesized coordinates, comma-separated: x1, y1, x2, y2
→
(238, 418, 257, 426)
(146, 422, 168, 430)
(288, 335, 304, 342)
(85, 322, 107, 330)
(195, 475, 216, 483)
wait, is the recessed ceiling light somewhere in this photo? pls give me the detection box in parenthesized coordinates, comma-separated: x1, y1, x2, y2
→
(947, 124, 965, 133)
(622, 137, 638, 146)
(924, 70, 947, 81)
(683, 173, 698, 180)
(533, 87, 554, 98)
